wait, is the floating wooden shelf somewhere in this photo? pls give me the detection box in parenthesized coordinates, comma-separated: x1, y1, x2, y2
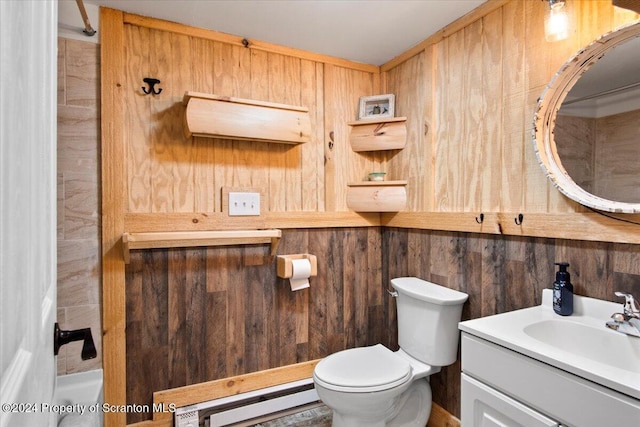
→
(346, 181, 408, 212)
(183, 91, 311, 144)
(347, 117, 407, 152)
(122, 229, 282, 263)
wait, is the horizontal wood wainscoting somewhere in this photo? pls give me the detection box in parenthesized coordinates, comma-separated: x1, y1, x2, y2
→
(124, 227, 389, 424)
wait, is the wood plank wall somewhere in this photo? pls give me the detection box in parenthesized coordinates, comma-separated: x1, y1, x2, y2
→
(121, 19, 377, 215)
(125, 225, 640, 423)
(124, 227, 387, 424)
(383, 227, 640, 418)
(382, 0, 640, 215)
(100, 3, 640, 425)
(556, 109, 640, 203)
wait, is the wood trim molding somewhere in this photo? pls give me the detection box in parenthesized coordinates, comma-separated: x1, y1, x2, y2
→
(382, 212, 640, 244)
(150, 360, 319, 423)
(123, 211, 381, 233)
(125, 359, 458, 427)
(120, 10, 379, 74)
(122, 210, 640, 244)
(100, 7, 127, 427)
(428, 403, 461, 427)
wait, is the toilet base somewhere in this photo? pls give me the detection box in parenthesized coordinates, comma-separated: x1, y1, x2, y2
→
(325, 379, 432, 427)
(387, 379, 432, 427)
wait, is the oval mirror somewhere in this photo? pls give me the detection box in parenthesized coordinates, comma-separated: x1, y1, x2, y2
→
(533, 21, 640, 213)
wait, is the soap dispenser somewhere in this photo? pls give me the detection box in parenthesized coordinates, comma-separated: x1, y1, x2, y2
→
(553, 262, 573, 316)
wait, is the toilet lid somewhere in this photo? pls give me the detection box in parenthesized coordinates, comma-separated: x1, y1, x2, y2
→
(314, 344, 411, 392)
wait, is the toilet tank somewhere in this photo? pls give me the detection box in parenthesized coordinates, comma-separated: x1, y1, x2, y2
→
(391, 277, 468, 366)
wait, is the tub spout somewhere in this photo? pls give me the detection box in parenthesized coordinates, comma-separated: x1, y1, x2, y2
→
(54, 323, 97, 360)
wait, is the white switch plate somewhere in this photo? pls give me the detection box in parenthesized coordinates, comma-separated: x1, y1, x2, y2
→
(228, 192, 260, 216)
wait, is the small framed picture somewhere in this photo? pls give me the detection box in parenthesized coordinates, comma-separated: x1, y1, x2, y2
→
(358, 94, 395, 120)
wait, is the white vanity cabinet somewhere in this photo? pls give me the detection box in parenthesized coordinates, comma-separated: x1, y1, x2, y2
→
(460, 332, 640, 427)
(462, 374, 560, 427)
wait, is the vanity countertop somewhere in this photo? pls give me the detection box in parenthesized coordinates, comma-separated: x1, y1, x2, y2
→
(459, 289, 640, 400)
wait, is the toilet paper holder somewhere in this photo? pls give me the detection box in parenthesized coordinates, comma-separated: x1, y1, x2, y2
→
(276, 254, 317, 279)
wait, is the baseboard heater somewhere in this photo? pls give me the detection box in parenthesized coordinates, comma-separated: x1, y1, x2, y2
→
(174, 378, 319, 427)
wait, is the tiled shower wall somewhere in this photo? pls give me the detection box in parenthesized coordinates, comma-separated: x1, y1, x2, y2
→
(56, 38, 102, 374)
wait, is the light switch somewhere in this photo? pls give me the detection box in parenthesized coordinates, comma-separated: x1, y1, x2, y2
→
(228, 192, 260, 216)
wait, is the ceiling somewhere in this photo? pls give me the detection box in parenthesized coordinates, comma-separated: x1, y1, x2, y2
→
(82, 0, 486, 65)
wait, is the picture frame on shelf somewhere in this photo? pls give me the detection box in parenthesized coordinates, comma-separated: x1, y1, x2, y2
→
(358, 94, 395, 120)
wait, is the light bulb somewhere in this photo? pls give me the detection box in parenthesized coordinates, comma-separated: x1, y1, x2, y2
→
(545, 0, 569, 42)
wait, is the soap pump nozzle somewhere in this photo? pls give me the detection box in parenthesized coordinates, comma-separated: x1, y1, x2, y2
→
(555, 262, 570, 282)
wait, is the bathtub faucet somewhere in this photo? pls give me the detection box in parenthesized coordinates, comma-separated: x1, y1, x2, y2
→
(54, 323, 97, 360)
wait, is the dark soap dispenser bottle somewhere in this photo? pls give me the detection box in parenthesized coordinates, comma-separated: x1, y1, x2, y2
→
(553, 262, 573, 316)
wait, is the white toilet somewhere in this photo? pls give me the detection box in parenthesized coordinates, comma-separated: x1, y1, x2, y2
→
(313, 277, 468, 427)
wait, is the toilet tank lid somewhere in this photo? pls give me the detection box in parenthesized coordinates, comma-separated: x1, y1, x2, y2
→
(391, 277, 468, 305)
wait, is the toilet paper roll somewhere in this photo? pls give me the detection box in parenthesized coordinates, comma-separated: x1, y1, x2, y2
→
(289, 258, 311, 291)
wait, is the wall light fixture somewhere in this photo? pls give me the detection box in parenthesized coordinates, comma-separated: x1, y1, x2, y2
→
(545, 0, 570, 42)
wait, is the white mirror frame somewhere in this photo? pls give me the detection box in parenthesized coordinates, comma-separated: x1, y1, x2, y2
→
(533, 20, 640, 213)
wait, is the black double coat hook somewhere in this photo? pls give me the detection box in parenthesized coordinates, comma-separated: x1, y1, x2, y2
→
(142, 78, 162, 95)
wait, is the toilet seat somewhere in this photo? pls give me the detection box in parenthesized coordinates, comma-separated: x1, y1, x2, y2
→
(313, 344, 412, 393)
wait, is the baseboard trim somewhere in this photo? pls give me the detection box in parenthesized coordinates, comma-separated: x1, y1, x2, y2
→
(427, 402, 461, 427)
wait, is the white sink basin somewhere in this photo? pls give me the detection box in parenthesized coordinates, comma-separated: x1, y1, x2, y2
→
(523, 319, 640, 371)
(459, 289, 640, 399)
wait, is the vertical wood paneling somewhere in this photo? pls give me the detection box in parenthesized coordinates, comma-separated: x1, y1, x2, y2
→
(125, 25, 151, 212)
(462, 19, 484, 211)
(167, 250, 187, 387)
(191, 37, 216, 213)
(500, 0, 526, 212)
(422, 46, 436, 212)
(117, 2, 639, 218)
(283, 56, 303, 211)
(595, 110, 640, 202)
(213, 42, 251, 210)
(555, 115, 596, 192)
(248, 49, 272, 203)
(266, 53, 288, 211)
(300, 59, 321, 212)
(148, 29, 175, 213)
(384, 228, 640, 419)
(381, 0, 637, 215)
(170, 33, 195, 212)
(105, 5, 640, 425)
(385, 53, 426, 210)
(446, 31, 465, 211)
(226, 246, 245, 376)
(480, 9, 502, 212)
(314, 63, 327, 212)
(126, 228, 387, 422)
(187, 249, 207, 383)
(433, 39, 449, 211)
(523, 0, 560, 212)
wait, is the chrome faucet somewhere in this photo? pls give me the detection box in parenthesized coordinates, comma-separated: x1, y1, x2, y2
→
(605, 292, 640, 337)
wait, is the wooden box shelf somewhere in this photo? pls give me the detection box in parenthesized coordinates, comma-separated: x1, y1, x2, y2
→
(346, 181, 407, 212)
(122, 229, 282, 263)
(347, 117, 407, 152)
(183, 91, 311, 144)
